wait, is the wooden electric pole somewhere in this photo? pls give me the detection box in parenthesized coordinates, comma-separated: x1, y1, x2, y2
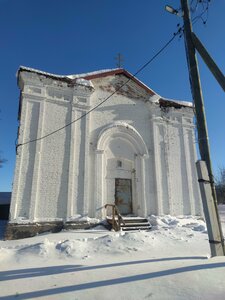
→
(180, 0, 225, 256)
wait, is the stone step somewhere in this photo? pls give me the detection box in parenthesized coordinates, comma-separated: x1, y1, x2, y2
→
(122, 219, 149, 224)
(121, 222, 150, 227)
(107, 216, 148, 223)
(121, 225, 152, 231)
(106, 216, 152, 231)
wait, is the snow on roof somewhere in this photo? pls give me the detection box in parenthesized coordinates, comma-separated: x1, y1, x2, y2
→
(66, 68, 120, 79)
(75, 78, 94, 88)
(160, 97, 193, 108)
(18, 66, 120, 81)
(18, 66, 193, 108)
(18, 66, 156, 95)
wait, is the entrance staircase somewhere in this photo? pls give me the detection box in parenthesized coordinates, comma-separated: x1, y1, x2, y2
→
(107, 216, 151, 231)
(105, 204, 151, 231)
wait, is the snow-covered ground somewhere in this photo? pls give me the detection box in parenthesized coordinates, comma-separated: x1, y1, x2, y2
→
(1, 206, 225, 300)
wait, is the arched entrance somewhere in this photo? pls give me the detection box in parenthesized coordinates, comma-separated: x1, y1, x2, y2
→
(95, 122, 148, 218)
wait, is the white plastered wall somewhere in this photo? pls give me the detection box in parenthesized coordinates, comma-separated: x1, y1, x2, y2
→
(10, 71, 95, 223)
(10, 71, 203, 224)
(151, 105, 203, 216)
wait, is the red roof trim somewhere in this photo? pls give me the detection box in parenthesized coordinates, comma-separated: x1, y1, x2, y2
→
(83, 69, 155, 96)
(83, 69, 124, 80)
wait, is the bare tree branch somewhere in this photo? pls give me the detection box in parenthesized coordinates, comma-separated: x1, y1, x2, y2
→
(215, 167, 225, 204)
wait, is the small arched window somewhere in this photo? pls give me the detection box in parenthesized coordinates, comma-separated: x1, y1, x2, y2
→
(117, 160, 122, 168)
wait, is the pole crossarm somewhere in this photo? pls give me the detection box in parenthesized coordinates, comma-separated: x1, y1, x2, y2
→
(192, 32, 225, 92)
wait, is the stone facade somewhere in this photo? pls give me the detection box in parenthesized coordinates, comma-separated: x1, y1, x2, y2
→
(7, 67, 203, 239)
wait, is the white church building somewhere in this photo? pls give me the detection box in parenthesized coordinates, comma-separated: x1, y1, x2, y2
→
(6, 67, 203, 238)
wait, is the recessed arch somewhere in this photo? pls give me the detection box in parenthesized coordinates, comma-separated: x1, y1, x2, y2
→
(95, 121, 148, 218)
(97, 121, 148, 156)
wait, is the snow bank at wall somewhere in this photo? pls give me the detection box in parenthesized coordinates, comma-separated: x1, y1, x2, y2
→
(1, 206, 225, 300)
(0, 214, 208, 262)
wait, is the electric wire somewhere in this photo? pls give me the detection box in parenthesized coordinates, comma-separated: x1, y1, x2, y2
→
(177, 0, 211, 41)
(17, 28, 182, 149)
(16, 2, 211, 149)
(191, 0, 210, 26)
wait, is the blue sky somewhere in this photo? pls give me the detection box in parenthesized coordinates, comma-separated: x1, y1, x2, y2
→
(0, 0, 224, 191)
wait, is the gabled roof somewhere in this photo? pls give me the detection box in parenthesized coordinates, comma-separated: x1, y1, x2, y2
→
(79, 69, 155, 96)
(18, 66, 155, 96)
(18, 66, 193, 108)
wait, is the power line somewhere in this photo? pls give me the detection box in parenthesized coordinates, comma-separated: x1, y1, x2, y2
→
(17, 28, 182, 149)
(191, 0, 210, 26)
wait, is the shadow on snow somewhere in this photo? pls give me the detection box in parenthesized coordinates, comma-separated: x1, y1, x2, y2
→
(0, 256, 207, 281)
(1, 256, 225, 300)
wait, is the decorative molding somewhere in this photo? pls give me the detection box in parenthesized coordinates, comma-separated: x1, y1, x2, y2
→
(97, 121, 148, 156)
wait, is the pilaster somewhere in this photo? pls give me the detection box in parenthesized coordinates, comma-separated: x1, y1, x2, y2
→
(10, 96, 29, 220)
(67, 104, 77, 219)
(29, 100, 46, 220)
(95, 150, 104, 218)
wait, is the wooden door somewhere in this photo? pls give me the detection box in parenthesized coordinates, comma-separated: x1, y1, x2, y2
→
(115, 178, 132, 215)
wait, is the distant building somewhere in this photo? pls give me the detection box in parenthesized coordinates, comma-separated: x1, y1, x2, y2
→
(6, 67, 202, 239)
(0, 192, 11, 220)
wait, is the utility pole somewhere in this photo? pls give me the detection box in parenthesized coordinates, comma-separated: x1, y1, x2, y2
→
(180, 0, 225, 256)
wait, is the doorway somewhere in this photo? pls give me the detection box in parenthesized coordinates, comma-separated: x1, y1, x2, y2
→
(115, 178, 132, 215)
